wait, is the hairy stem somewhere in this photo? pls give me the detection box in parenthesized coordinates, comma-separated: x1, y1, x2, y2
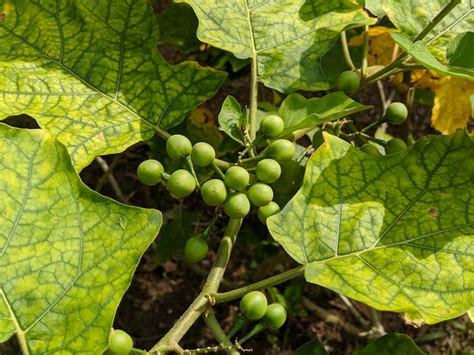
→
(150, 219, 242, 354)
(214, 266, 305, 303)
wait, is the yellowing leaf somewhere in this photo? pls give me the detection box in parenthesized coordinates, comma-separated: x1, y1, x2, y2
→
(432, 77, 474, 134)
(186, 108, 223, 147)
(349, 26, 396, 66)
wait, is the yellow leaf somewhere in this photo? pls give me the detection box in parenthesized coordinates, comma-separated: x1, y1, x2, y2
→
(431, 77, 474, 134)
(349, 26, 396, 66)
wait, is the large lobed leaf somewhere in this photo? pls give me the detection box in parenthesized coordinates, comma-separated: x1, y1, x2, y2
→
(179, 0, 373, 92)
(383, 0, 474, 58)
(0, 0, 226, 171)
(268, 131, 474, 324)
(0, 124, 162, 353)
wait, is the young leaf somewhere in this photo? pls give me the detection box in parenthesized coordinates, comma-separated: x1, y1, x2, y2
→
(179, 0, 373, 92)
(392, 33, 474, 80)
(0, 124, 162, 353)
(0, 1, 226, 171)
(268, 131, 474, 324)
(218, 95, 247, 145)
(278, 92, 372, 136)
(355, 333, 425, 355)
(294, 339, 328, 355)
(383, 0, 474, 58)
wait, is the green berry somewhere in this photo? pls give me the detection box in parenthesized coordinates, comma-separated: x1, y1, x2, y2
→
(385, 102, 408, 125)
(240, 291, 268, 321)
(184, 237, 208, 263)
(256, 159, 281, 183)
(223, 192, 250, 219)
(312, 130, 325, 149)
(166, 134, 192, 160)
(385, 138, 407, 154)
(224, 166, 250, 191)
(360, 144, 381, 156)
(260, 115, 284, 138)
(248, 183, 273, 207)
(201, 179, 227, 206)
(336, 71, 360, 95)
(263, 303, 287, 330)
(106, 329, 133, 355)
(137, 159, 164, 186)
(257, 202, 281, 224)
(191, 142, 215, 167)
(269, 139, 295, 162)
(167, 169, 196, 198)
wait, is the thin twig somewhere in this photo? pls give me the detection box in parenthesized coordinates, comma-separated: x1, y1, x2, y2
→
(95, 157, 128, 203)
(340, 31, 356, 70)
(338, 295, 370, 328)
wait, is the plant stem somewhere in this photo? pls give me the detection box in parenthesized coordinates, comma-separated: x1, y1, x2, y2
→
(248, 54, 258, 142)
(214, 158, 232, 170)
(214, 266, 305, 303)
(340, 31, 356, 70)
(150, 219, 242, 354)
(239, 154, 266, 165)
(360, 25, 369, 79)
(155, 126, 171, 140)
(186, 156, 201, 189)
(202, 307, 239, 355)
(211, 161, 227, 180)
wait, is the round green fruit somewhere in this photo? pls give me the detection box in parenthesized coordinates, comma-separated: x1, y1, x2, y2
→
(191, 142, 215, 167)
(257, 201, 281, 224)
(167, 169, 196, 198)
(166, 134, 192, 160)
(269, 139, 295, 162)
(384, 102, 408, 125)
(385, 138, 407, 154)
(184, 237, 208, 263)
(240, 291, 268, 321)
(201, 179, 227, 206)
(248, 183, 273, 207)
(224, 166, 250, 191)
(256, 159, 281, 183)
(263, 303, 287, 330)
(137, 159, 164, 186)
(106, 329, 133, 355)
(360, 144, 381, 156)
(260, 114, 284, 138)
(336, 71, 360, 95)
(223, 192, 250, 219)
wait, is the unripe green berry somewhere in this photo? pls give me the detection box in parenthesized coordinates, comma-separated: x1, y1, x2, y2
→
(137, 159, 164, 186)
(263, 303, 287, 330)
(240, 291, 268, 321)
(224, 166, 250, 191)
(167, 169, 196, 198)
(184, 237, 208, 263)
(191, 142, 215, 167)
(385, 138, 407, 154)
(360, 144, 381, 156)
(384, 102, 408, 125)
(256, 159, 281, 183)
(201, 179, 227, 206)
(223, 192, 250, 219)
(248, 183, 273, 207)
(260, 115, 284, 138)
(107, 329, 133, 355)
(269, 139, 295, 162)
(336, 71, 360, 95)
(166, 134, 192, 160)
(257, 201, 281, 224)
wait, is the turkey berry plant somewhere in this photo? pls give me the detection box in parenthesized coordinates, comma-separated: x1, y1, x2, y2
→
(0, 0, 472, 355)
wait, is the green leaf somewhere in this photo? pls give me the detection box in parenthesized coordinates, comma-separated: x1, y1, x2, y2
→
(355, 333, 425, 355)
(0, 0, 226, 171)
(0, 124, 162, 353)
(365, 0, 385, 17)
(278, 92, 372, 136)
(178, 0, 373, 92)
(392, 32, 474, 80)
(294, 339, 328, 355)
(218, 96, 247, 145)
(383, 0, 474, 58)
(447, 32, 474, 68)
(268, 131, 474, 324)
(157, 2, 200, 53)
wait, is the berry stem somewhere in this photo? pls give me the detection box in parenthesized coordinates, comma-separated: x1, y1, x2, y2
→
(213, 266, 305, 304)
(211, 160, 227, 180)
(340, 31, 356, 71)
(228, 315, 248, 339)
(186, 156, 201, 189)
(360, 25, 369, 79)
(202, 307, 239, 355)
(238, 322, 267, 345)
